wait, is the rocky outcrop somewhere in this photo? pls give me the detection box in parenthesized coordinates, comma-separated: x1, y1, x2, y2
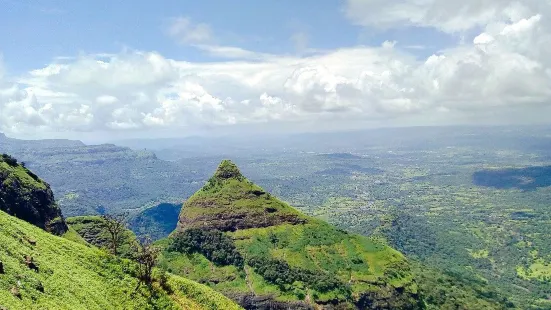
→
(0, 154, 68, 235)
(355, 285, 424, 310)
(178, 209, 307, 232)
(226, 293, 313, 310)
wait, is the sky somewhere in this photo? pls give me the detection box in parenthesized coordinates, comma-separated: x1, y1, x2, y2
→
(1, 0, 550, 140)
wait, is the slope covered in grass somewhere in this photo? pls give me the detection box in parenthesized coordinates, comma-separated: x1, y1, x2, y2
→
(165, 160, 423, 309)
(0, 211, 241, 310)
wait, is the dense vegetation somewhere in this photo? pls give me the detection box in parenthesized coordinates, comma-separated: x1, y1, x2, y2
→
(170, 229, 244, 267)
(246, 256, 346, 296)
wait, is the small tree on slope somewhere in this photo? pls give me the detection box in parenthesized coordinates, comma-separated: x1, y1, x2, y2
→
(101, 212, 128, 256)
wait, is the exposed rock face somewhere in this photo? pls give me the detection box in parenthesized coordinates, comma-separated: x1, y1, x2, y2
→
(0, 154, 68, 235)
(356, 285, 424, 310)
(178, 209, 307, 232)
(176, 160, 308, 233)
(227, 293, 313, 310)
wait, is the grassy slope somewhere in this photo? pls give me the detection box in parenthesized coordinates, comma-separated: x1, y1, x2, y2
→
(0, 211, 241, 310)
(164, 160, 420, 307)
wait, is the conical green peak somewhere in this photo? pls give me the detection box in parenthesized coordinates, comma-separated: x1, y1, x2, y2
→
(213, 160, 244, 180)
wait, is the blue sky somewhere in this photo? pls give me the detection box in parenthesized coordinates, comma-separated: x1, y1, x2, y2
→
(1, 0, 454, 73)
(0, 0, 549, 139)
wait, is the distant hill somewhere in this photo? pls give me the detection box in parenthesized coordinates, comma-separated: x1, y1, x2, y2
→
(162, 160, 423, 309)
(0, 132, 85, 149)
(0, 134, 204, 216)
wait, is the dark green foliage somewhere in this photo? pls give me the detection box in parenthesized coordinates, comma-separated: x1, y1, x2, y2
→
(247, 256, 349, 296)
(1, 154, 18, 167)
(169, 229, 244, 267)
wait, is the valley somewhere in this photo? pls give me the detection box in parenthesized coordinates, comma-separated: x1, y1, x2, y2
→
(2, 126, 551, 308)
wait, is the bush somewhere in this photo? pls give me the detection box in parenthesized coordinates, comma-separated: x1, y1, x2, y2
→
(1, 154, 18, 167)
(169, 229, 244, 267)
(247, 256, 349, 294)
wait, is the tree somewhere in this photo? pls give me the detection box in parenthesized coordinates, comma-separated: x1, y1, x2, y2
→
(101, 212, 128, 256)
(133, 237, 160, 287)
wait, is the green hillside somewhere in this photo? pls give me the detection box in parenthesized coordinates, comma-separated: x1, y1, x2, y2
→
(163, 160, 423, 309)
(0, 154, 67, 235)
(0, 210, 241, 310)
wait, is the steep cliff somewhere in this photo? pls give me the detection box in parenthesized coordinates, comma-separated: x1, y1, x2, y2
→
(0, 154, 68, 235)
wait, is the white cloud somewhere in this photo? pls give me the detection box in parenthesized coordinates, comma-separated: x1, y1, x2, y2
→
(192, 44, 273, 60)
(344, 0, 546, 33)
(167, 17, 213, 44)
(1, 2, 551, 137)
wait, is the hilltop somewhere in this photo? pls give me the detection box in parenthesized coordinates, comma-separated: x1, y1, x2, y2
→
(165, 160, 423, 309)
(177, 160, 308, 232)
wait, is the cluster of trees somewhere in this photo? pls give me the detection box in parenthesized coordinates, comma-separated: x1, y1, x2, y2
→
(169, 228, 244, 267)
(247, 256, 348, 295)
(1, 153, 18, 167)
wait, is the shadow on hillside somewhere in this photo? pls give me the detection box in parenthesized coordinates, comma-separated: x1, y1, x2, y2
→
(473, 166, 551, 191)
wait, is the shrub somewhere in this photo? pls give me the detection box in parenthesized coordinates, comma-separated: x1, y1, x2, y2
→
(247, 256, 349, 295)
(169, 229, 244, 268)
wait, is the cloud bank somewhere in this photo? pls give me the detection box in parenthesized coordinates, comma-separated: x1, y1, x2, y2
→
(1, 1, 550, 137)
